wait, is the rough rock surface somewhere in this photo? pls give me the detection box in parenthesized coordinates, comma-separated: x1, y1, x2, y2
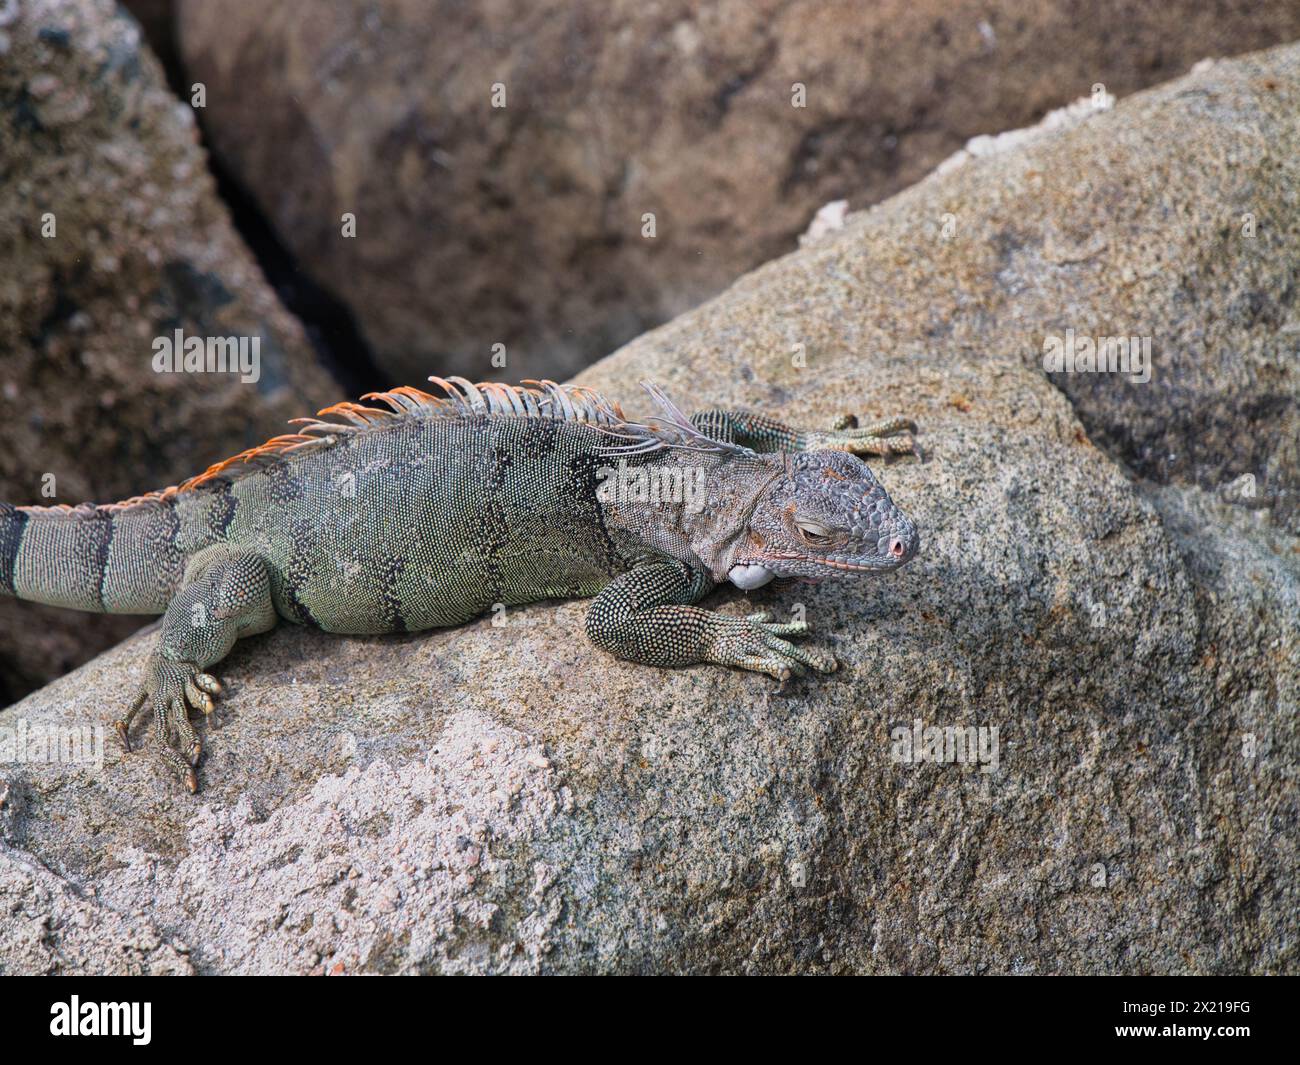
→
(0, 0, 341, 703)
(924, 58, 1300, 534)
(1, 44, 1297, 974)
(0, 817, 194, 975)
(175, 0, 1300, 385)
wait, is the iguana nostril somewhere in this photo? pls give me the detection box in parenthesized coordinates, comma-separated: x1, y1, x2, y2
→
(890, 538, 905, 558)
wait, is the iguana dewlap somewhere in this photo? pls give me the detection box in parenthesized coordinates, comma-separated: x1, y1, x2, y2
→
(1, 378, 919, 791)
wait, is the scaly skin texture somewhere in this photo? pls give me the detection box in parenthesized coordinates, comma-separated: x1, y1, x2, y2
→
(0, 379, 919, 790)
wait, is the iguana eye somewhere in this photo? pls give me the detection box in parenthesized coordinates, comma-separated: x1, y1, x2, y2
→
(794, 516, 836, 544)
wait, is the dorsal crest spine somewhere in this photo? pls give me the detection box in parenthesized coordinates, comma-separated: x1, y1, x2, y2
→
(18, 379, 752, 520)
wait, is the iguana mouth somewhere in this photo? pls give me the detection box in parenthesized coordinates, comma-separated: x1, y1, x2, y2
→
(749, 554, 909, 575)
(729, 559, 847, 587)
(809, 557, 899, 572)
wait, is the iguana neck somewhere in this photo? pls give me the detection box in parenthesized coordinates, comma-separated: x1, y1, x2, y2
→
(599, 452, 783, 582)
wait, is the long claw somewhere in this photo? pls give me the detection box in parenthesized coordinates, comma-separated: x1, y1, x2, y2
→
(122, 659, 224, 792)
(115, 690, 148, 754)
(155, 740, 198, 792)
(185, 679, 215, 715)
(194, 673, 222, 696)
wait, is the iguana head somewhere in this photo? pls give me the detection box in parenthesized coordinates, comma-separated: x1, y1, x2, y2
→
(727, 450, 919, 588)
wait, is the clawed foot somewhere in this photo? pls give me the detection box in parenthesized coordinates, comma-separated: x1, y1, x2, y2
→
(115, 655, 223, 793)
(807, 414, 921, 459)
(709, 611, 838, 686)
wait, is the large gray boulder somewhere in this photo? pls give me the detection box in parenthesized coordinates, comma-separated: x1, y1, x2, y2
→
(174, 0, 1300, 385)
(0, 43, 1295, 974)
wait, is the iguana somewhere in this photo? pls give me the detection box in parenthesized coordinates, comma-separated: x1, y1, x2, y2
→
(0, 378, 919, 791)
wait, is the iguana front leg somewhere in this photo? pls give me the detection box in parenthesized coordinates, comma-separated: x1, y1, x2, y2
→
(116, 545, 277, 791)
(585, 559, 836, 682)
(691, 408, 918, 458)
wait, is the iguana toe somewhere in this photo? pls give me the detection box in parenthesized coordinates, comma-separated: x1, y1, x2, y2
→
(744, 611, 811, 635)
(116, 655, 224, 791)
(710, 615, 837, 681)
(184, 678, 214, 715)
(737, 655, 804, 683)
(809, 415, 921, 459)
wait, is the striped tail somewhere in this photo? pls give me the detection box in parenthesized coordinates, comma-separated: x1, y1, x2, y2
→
(0, 499, 183, 615)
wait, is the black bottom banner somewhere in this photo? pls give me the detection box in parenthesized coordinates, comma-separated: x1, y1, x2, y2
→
(0, 974, 1286, 1053)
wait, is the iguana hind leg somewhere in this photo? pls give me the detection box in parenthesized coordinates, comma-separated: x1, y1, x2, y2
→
(585, 560, 836, 683)
(116, 545, 277, 791)
(690, 408, 919, 458)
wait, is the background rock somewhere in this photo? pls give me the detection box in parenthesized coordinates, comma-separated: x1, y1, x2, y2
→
(0, 0, 342, 704)
(924, 56, 1300, 533)
(176, 0, 1300, 385)
(0, 43, 1296, 974)
(119, 0, 183, 88)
